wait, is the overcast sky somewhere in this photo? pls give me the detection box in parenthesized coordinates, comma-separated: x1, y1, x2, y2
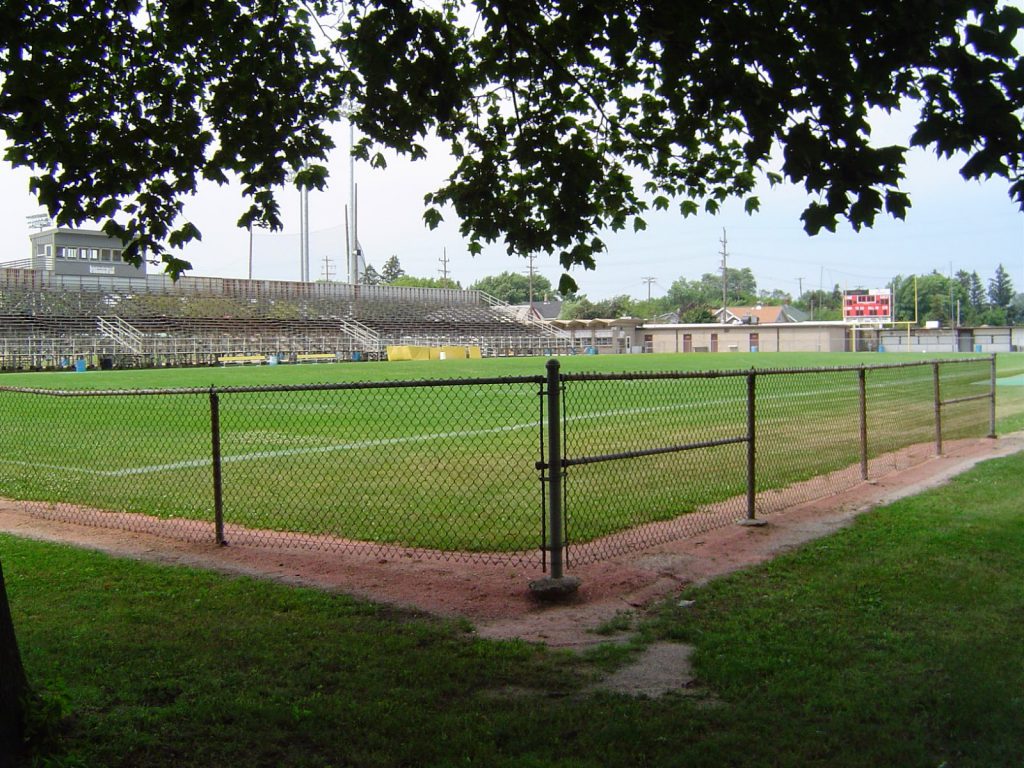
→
(2, 108, 1021, 302)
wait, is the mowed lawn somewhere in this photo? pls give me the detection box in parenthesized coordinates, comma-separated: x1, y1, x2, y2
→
(0, 352, 1017, 551)
(6, 448, 1024, 767)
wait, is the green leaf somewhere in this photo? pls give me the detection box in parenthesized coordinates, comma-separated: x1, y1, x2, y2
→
(423, 208, 444, 229)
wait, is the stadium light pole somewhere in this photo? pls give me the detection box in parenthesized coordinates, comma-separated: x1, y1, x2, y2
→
(285, 167, 310, 282)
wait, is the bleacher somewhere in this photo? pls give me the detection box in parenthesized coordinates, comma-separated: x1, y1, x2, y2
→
(0, 268, 570, 370)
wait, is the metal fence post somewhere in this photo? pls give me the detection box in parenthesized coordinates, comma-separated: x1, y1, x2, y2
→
(209, 387, 226, 546)
(858, 367, 869, 480)
(989, 355, 997, 438)
(739, 370, 765, 526)
(545, 358, 564, 578)
(933, 362, 942, 456)
(528, 359, 579, 598)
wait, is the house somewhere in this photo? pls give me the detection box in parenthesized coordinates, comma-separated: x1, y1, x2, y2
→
(509, 299, 563, 322)
(711, 304, 808, 324)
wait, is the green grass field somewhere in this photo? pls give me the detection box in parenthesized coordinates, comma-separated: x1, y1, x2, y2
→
(0, 352, 1019, 554)
(8, 449, 1024, 767)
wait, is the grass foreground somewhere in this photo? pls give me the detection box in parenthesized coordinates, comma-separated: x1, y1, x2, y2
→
(6, 449, 1024, 767)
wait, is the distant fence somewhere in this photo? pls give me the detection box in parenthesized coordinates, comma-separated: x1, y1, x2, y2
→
(0, 357, 996, 572)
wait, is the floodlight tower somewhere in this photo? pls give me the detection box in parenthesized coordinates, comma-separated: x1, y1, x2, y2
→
(336, 102, 362, 285)
(286, 167, 311, 282)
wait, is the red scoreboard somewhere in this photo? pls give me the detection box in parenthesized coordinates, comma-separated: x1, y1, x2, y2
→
(843, 289, 891, 322)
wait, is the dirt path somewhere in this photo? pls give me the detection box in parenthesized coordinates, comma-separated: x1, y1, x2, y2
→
(2, 435, 1021, 654)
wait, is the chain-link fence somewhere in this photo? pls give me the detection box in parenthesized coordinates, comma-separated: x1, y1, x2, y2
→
(0, 376, 546, 565)
(0, 357, 995, 572)
(550, 357, 995, 567)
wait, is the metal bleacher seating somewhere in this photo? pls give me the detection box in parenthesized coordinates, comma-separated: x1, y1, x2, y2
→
(0, 268, 569, 370)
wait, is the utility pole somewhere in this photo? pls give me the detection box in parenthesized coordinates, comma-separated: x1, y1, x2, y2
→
(719, 228, 729, 313)
(438, 247, 450, 283)
(526, 253, 536, 309)
(796, 276, 804, 301)
(641, 276, 656, 301)
(320, 253, 335, 283)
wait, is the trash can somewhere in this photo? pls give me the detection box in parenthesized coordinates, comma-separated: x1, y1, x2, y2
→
(352, 351, 362, 362)
(99, 356, 113, 370)
(74, 358, 86, 372)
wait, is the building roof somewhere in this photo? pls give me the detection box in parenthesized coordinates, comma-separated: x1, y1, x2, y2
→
(508, 300, 563, 321)
(713, 304, 809, 324)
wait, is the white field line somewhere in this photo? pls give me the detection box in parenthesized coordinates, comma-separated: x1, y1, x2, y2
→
(0, 384, 873, 479)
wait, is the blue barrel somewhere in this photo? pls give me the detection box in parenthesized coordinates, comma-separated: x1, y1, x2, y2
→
(352, 351, 363, 362)
(74, 358, 86, 372)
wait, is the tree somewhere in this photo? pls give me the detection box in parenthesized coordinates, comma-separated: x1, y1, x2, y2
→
(697, 268, 758, 306)
(988, 264, 1015, 308)
(1010, 293, 1024, 325)
(891, 272, 965, 325)
(380, 255, 405, 284)
(388, 275, 461, 289)
(360, 264, 383, 286)
(0, 560, 28, 764)
(2, 4, 1024, 745)
(470, 271, 554, 304)
(969, 271, 987, 312)
(795, 284, 844, 320)
(560, 294, 636, 319)
(2, 2, 1023, 292)
(665, 267, 758, 310)
(758, 289, 793, 305)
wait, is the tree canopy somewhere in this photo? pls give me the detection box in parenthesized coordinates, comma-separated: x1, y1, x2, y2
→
(2, 1, 1022, 291)
(892, 264, 1019, 325)
(470, 271, 555, 304)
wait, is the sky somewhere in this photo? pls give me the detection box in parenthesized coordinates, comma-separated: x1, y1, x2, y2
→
(1, 109, 1022, 303)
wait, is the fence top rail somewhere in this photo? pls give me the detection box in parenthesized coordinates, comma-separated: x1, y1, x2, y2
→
(0, 374, 547, 398)
(560, 355, 995, 383)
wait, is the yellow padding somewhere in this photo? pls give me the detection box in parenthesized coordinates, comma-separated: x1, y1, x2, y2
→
(386, 345, 434, 361)
(439, 346, 467, 360)
(387, 345, 472, 361)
